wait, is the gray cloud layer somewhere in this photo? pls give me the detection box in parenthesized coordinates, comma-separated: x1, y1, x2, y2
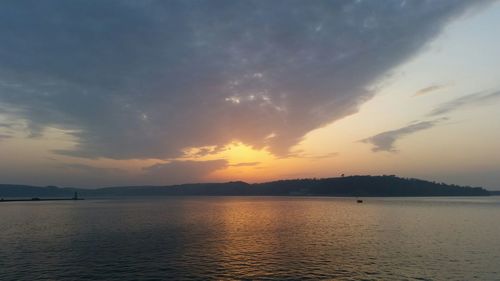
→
(0, 0, 489, 160)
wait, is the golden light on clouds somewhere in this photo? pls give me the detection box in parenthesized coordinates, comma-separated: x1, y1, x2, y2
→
(190, 142, 276, 182)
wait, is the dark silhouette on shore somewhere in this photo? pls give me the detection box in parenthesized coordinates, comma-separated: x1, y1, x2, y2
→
(0, 175, 491, 199)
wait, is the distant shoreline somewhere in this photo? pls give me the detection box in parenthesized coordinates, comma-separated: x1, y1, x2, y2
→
(0, 195, 494, 202)
(0, 175, 491, 198)
(0, 198, 84, 203)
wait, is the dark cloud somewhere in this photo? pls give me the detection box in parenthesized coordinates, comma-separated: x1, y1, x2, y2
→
(413, 84, 448, 97)
(428, 90, 500, 116)
(0, 0, 490, 159)
(361, 119, 446, 152)
(144, 159, 228, 184)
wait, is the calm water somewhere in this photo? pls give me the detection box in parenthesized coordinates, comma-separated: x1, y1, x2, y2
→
(1, 196, 499, 280)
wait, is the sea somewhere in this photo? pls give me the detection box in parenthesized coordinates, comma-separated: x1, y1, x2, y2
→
(1, 196, 499, 280)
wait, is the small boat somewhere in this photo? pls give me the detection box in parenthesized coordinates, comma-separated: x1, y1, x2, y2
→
(357, 199, 363, 203)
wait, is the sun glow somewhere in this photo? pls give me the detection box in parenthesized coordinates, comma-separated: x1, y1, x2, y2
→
(182, 142, 277, 182)
(220, 143, 273, 164)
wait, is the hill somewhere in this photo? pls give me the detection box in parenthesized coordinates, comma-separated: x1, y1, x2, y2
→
(0, 175, 490, 198)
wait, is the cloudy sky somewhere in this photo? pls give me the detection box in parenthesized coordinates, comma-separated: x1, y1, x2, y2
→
(1, 0, 499, 189)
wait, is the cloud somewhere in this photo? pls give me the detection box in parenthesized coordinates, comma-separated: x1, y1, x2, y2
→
(229, 162, 260, 167)
(361, 118, 446, 152)
(308, 152, 340, 160)
(0, 123, 14, 129)
(59, 163, 125, 175)
(428, 90, 500, 116)
(287, 151, 339, 160)
(143, 159, 228, 184)
(413, 84, 448, 97)
(0, 120, 24, 132)
(188, 145, 228, 158)
(361, 89, 500, 153)
(0, 134, 12, 141)
(0, 0, 490, 159)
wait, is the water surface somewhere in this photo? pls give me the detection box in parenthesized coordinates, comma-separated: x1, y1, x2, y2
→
(1, 196, 499, 280)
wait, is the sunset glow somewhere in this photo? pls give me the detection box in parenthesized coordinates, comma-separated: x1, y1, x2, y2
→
(0, 1, 499, 189)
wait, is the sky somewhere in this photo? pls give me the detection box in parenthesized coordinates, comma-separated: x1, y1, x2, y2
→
(0, 0, 499, 189)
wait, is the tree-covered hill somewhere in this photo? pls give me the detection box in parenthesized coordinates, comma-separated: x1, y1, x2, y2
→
(0, 175, 490, 198)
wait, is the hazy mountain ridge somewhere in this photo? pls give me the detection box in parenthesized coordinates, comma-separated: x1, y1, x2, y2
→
(0, 175, 490, 198)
